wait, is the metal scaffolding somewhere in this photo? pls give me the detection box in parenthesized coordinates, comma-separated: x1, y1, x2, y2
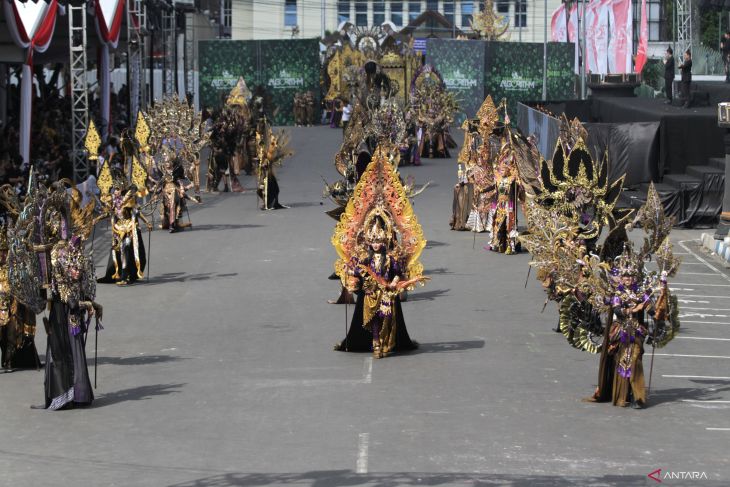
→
(676, 0, 692, 58)
(162, 4, 176, 97)
(68, 4, 90, 181)
(127, 0, 148, 126)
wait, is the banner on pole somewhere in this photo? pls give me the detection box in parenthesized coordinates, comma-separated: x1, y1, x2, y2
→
(551, 0, 632, 74)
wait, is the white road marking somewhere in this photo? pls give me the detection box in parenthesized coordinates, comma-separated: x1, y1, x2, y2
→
(678, 299, 711, 304)
(676, 295, 730, 300)
(678, 240, 730, 284)
(679, 272, 723, 276)
(681, 320, 730, 325)
(362, 357, 373, 384)
(656, 353, 730, 359)
(663, 375, 730, 380)
(672, 283, 730, 287)
(706, 428, 730, 431)
(682, 400, 730, 404)
(356, 433, 369, 474)
(676, 336, 730, 341)
(679, 313, 728, 319)
(680, 307, 730, 311)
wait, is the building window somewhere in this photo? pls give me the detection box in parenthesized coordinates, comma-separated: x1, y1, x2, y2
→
(338, 0, 350, 24)
(514, 0, 526, 28)
(460, 0, 473, 28)
(409, 1, 421, 21)
(374, 0, 385, 25)
(426, 0, 438, 12)
(648, 0, 661, 41)
(443, 0, 454, 24)
(391, 2, 403, 26)
(496, 0, 509, 14)
(284, 0, 297, 27)
(355, 1, 367, 26)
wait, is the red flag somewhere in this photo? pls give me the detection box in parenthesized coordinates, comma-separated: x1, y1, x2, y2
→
(635, 0, 648, 72)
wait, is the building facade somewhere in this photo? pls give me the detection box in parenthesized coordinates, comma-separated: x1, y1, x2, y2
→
(231, 0, 563, 43)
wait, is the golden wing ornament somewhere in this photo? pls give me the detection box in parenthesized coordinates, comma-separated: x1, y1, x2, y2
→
(85, 121, 102, 161)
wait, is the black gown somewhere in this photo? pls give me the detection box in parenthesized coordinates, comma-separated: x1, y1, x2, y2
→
(336, 290, 418, 353)
(257, 174, 285, 209)
(44, 298, 93, 409)
(97, 228, 147, 284)
(0, 303, 40, 369)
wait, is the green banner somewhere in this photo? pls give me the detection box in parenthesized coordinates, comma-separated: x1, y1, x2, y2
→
(198, 40, 258, 112)
(426, 39, 484, 125)
(198, 39, 320, 125)
(546, 43, 575, 101)
(258, 39, 321, 126)
(427, 40, 575, 120)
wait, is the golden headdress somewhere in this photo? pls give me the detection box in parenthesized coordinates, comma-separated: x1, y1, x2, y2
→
(226, 77, 252, 107)
(332, 145, 426, 282)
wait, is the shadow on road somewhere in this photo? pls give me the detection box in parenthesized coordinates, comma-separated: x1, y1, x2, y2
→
(96, 355, 189, 366)
(190, 224, 264, 232)
(168, 470, 651, 487)
(424, 267, 453, 276)
(95, 383, 185, 408)
(648, 384, 730, 407)
(425, 240, 449, 248)
(140, 272, 239, 285)
(286, 201, 321, 208)
(405, 289, 450, 301)
(411, 340, 486, 355)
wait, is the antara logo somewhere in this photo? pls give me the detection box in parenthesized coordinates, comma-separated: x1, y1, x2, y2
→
(648, 468, 709, 483)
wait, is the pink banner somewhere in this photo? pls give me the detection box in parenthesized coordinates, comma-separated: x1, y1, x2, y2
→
(551, 0, 632, 75)
(635, 0, 648, 73)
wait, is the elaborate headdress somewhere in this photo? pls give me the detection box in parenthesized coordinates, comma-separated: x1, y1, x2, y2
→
(535, 138, 630, 240)
(226, 77, 252, 107)
(332, 145, 426, 282)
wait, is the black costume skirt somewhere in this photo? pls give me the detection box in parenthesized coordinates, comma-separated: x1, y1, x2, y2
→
(1, 304, 40, 369)
(98, 229, 147, 283)
(336, 292, 418, 353)
(44, 299, 93, 410)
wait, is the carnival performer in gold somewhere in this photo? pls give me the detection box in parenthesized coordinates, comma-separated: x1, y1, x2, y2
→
(0, 225, 40, 371)
(7, 172, 102, 409)
(256, 117, 292, 210)
(0, 186, 40, 371)
(520, 133, 680, 409)
(142, 145, 195, 232)
(96, 170, 151, 284)
(332, 145, 428, 358)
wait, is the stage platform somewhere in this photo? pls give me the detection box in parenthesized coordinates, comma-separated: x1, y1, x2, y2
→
(519, 97, 726, 227)
(692, 80, 730, 106)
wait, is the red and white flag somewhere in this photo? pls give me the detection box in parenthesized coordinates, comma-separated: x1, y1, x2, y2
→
(634, 0, 649, 73)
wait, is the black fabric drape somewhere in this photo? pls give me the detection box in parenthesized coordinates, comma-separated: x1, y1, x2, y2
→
(336, 291, 418, 353)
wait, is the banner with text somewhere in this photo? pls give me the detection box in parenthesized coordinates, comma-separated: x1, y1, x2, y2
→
(198, 39, 320, 125)
(426, 39, 485, 124)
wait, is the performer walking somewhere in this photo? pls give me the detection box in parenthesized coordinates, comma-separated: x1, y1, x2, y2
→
(332, 146, 428, 358)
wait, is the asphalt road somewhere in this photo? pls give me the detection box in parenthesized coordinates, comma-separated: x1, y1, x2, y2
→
(1, 127, 729, 487)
